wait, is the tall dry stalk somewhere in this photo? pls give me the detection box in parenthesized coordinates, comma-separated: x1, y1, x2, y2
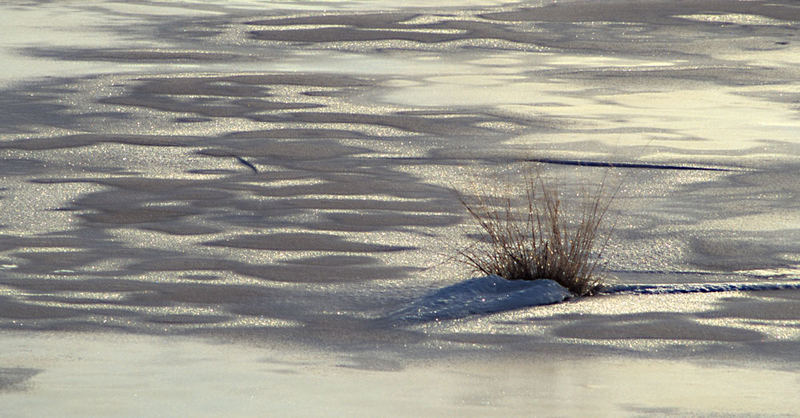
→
(457, 172, 615, 296)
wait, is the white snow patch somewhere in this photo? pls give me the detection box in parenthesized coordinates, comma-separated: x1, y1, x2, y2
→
(389, 275, 572, 322)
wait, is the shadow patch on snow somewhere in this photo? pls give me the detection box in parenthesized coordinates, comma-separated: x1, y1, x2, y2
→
(553, 316, 763, 341)
(388, 276, 572, 323)
(0, 368, 41, 392)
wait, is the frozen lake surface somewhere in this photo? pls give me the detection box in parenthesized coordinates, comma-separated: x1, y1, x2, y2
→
(1, 0, 800, 414)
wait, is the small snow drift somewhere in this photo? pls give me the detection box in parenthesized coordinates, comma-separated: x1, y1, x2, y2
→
(389, 275, 572, 322)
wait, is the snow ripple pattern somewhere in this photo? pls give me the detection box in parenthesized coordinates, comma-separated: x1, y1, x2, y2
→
(389, 275, 572, 322)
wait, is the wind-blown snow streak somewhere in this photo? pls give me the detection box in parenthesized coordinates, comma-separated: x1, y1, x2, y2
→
(603, 282, 800, 295)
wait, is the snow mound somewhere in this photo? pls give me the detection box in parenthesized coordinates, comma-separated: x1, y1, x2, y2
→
(389, 275, 572, 322)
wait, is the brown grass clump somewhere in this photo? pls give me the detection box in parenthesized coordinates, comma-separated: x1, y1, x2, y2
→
(457, 172, 616, 296)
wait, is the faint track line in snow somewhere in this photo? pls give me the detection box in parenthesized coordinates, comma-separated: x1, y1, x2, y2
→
(235, 156, 259, 173)
(522, 158, 737, 172)
(377, 156, 743, 172)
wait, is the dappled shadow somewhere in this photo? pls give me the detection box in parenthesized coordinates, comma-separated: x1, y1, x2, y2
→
(2, 0, 799, 355)
(0, 68, 533, 341)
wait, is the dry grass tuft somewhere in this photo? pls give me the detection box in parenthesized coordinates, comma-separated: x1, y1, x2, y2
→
(457, 172, 616, 296)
